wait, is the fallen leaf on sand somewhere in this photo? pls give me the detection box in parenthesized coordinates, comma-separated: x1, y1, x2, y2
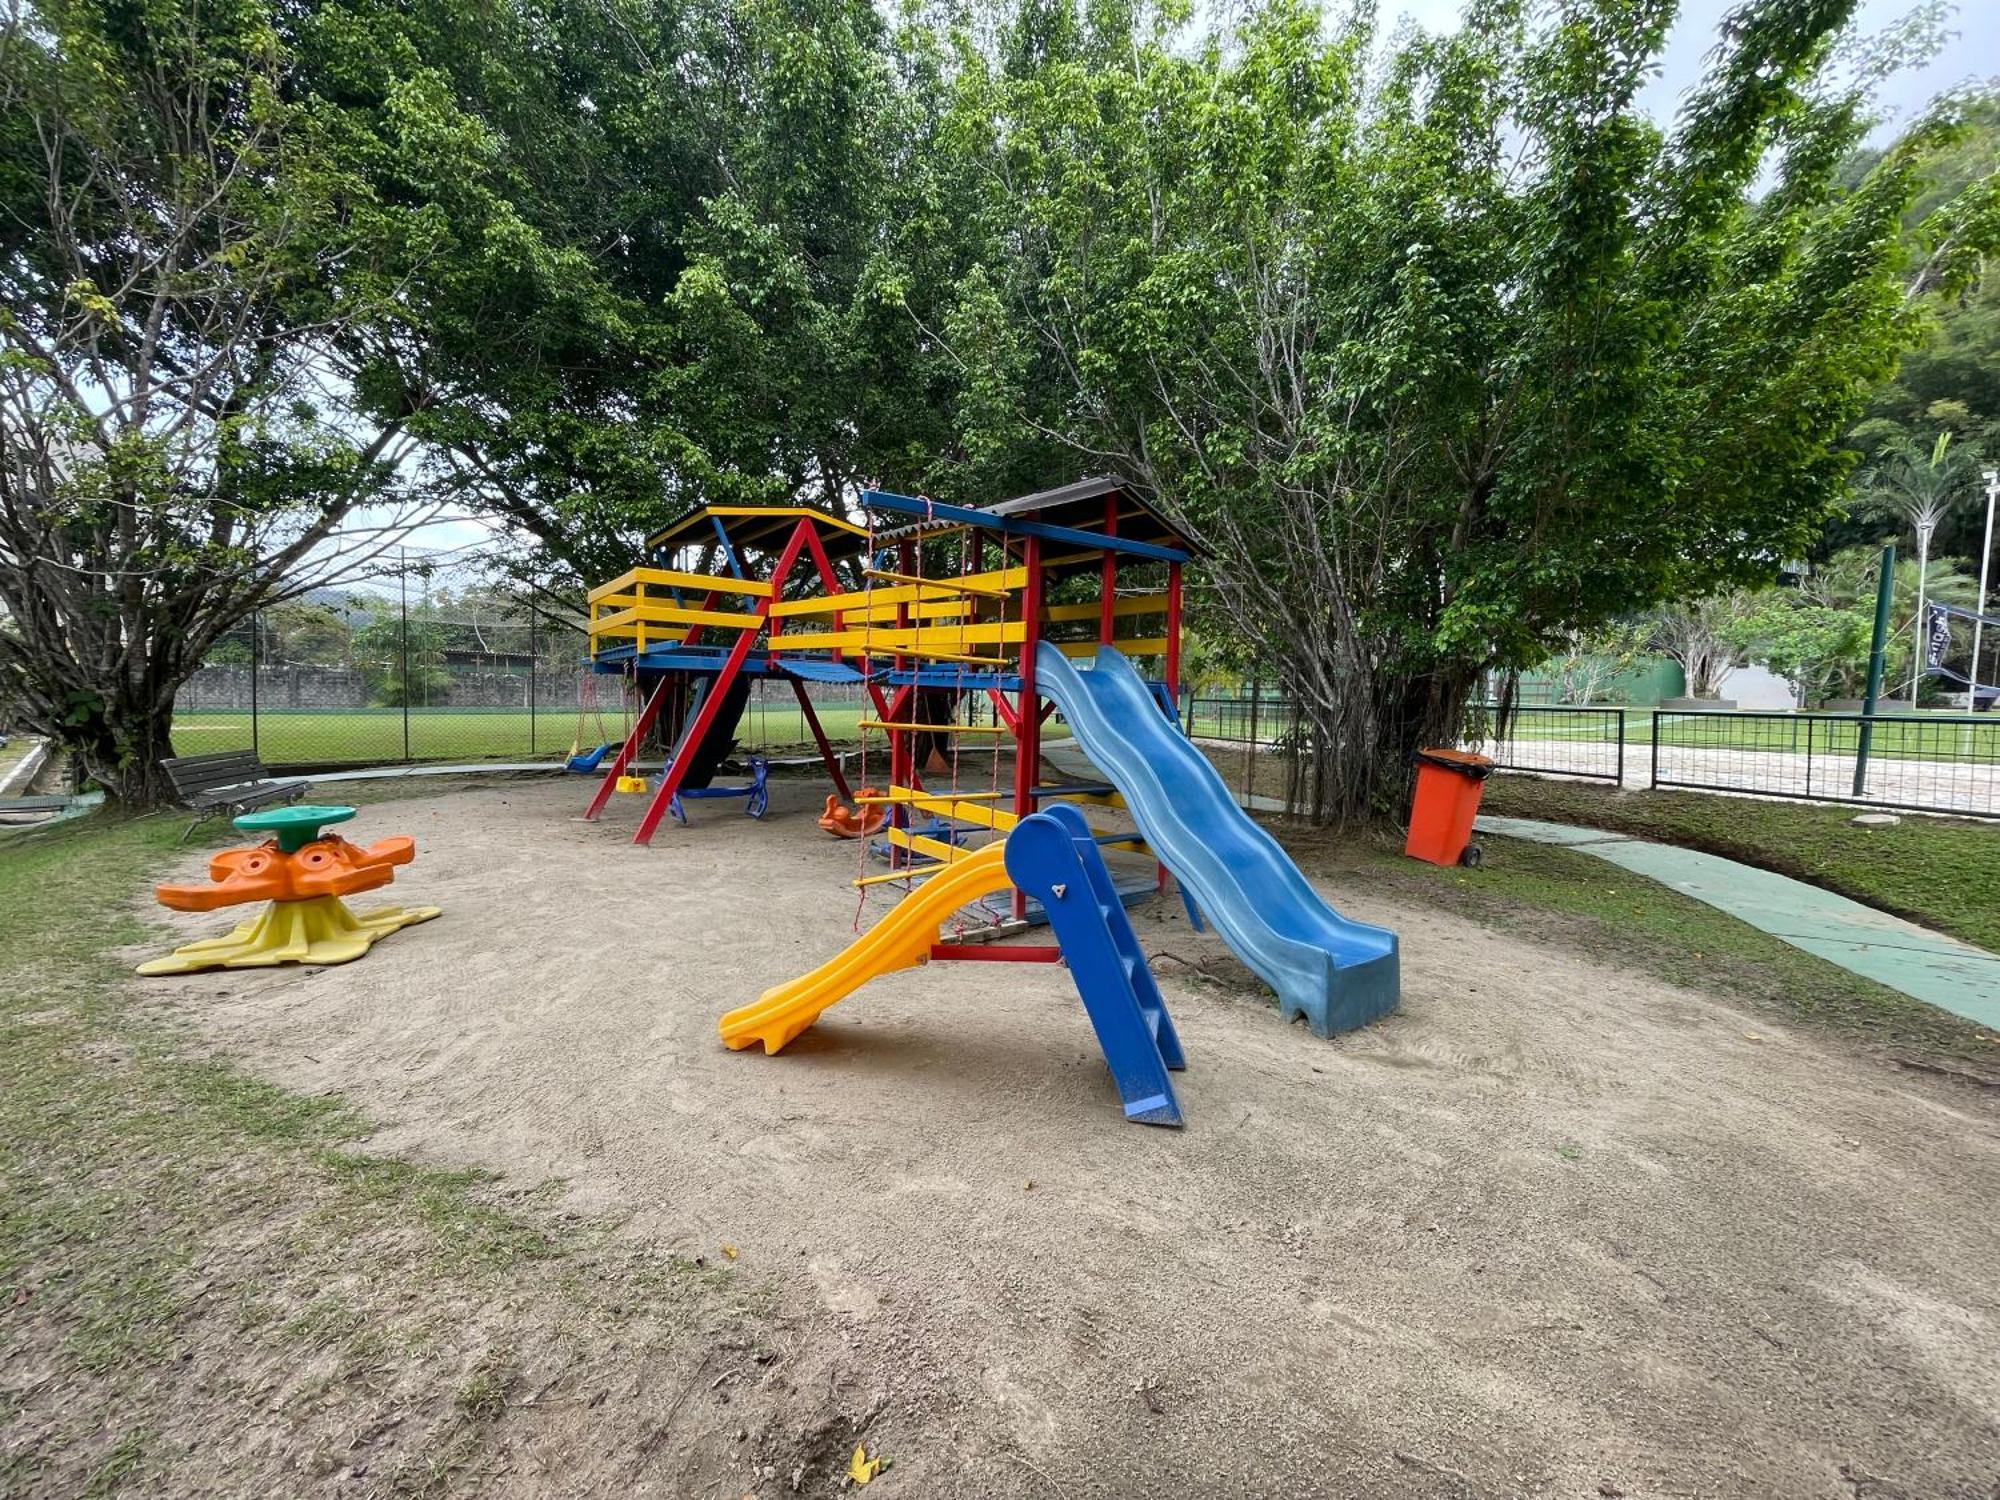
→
(721, 1244, 739, 1261)
(849, 1443, 881, 1485)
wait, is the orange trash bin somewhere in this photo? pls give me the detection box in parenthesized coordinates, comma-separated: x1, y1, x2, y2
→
(1404, 748, 1495, 868)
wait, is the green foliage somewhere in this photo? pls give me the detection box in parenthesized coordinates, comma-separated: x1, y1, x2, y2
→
(1797, 544, 1978, 696)
(1859, 430, 1985, 545)
(351, 616, 451, 707)
(1546, 621, 1651, 705)
(1648, 593, 1756, 699)
(1728, 591, 1870, 706)
(260, 601, 355, 667)
(1828, 92, 2000, 557)
(0, 0, 489, 802)
(8, 0, 1995, 817)
(926, 0, 1999, 815)
(293, 0, 1057, 598)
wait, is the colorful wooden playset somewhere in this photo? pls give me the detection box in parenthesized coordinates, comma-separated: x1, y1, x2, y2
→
(579, 477, 1403, 1126)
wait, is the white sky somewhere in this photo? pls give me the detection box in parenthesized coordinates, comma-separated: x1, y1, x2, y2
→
(373, 0, 1995, 574)
(1392, 0, 1995, 134)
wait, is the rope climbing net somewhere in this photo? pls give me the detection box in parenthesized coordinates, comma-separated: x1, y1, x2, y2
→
(846, 497, 1016, 934)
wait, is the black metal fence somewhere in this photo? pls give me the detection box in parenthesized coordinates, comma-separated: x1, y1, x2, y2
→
(1181, 689, 1299, 747)
(181, 614, 2000, 818)
(1475, 706, 1626, 783)
(1185, 693, 1999, 818)
(1651, 709, 2000, 818)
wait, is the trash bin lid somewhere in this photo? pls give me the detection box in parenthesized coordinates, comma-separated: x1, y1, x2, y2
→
(1413, 747, 1494, 779)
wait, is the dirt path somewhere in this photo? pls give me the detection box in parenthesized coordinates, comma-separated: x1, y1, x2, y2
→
(141, 778, 2000, 1498)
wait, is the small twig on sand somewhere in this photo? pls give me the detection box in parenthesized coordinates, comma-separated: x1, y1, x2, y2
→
(1892, 1057, 2000, 1092)
(632, 1352, 716, 1466)
(1393, 1449, 1474, 1494)
(1008, 1451, 1062, 1493)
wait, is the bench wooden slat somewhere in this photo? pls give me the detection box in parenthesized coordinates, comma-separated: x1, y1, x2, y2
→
(185, 779, 308, 808)
(161, 752, 310, 824)
(164, 752, 264, 776)
(171, 766, 276, 793)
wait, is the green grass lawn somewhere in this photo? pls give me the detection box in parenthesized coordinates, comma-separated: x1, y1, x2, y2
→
(1285, 819, 2000, 1070)
(0, 796, 771, 1495)
(1482, 775, 2000, 954)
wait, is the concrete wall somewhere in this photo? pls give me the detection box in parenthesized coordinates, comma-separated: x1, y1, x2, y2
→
(179, 664, 592, 711)
(1717, 662, 1800, 710)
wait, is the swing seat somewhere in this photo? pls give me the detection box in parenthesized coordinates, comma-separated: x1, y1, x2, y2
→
(669, 756, 770, 826)
(566, 743, 613, 774)
(819, 789, 890, 839)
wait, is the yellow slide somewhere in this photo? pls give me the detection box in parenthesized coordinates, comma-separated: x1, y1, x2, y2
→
(719, 844, 1014, 1054)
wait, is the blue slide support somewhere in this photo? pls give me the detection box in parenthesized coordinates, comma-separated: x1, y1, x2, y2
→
(1033, 643, 1400, 1037)
(1006, 804, 1186, 1127)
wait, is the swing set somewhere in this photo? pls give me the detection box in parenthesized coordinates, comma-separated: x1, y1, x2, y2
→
(564, 668, 628, 774)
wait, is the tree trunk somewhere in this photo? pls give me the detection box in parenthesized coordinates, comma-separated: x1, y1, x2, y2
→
(1269, 645, 1482, 823)
(57, 684, 183, 811)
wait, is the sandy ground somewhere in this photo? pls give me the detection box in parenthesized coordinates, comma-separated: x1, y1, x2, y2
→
(138, 775, 2000, 1499)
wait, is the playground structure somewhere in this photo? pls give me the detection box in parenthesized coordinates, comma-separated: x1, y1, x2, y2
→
(580, 478, 1192, 871)
(138, 805, 440, 975)
(579, 477, 1402, 1058)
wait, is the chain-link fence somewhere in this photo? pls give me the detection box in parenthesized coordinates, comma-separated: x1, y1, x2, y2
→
(174, 611, 600, 767)
(174, 606, 918, 769)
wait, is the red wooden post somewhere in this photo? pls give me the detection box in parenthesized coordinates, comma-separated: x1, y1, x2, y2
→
(584, 673, 670, 821)
(630, 520, 811, 845)
(791, 676, 852, 802)
(890, 539, 916, 803)
(680, 590, 721, 647)
(800, 523, 848, 654)
(928, 944, 1063, 963)
(1099, 495, 1119, 645)
(1011, 534, 1043, 919)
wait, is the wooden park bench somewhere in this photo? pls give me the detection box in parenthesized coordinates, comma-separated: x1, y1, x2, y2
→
(0, 795, 68, 817)
(161, 750, 311, 842)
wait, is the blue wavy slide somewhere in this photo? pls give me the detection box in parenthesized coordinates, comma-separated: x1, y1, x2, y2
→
(1034, 644, 1399, 1037)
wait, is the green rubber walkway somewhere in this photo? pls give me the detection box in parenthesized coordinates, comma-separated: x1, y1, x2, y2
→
(1476, 815, 2000, 1030)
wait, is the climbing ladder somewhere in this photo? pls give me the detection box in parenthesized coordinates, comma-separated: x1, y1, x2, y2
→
(1004, 803, 1185, 1126)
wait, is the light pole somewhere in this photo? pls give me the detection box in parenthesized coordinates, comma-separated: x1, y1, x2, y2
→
(1976, 467, 1997, 707)
(1911, 509, 1936, 708)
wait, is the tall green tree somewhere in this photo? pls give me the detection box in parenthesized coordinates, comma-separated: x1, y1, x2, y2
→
(1859, 431, 1984, 682)
(301, 0, 1034, 604)
(1832, 89, 2000, 560)
(936, 0, 2000, 817)
(0, 0, 484, 804)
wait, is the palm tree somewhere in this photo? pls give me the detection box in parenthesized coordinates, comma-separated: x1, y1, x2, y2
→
(1862, 434, 1981, 702)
